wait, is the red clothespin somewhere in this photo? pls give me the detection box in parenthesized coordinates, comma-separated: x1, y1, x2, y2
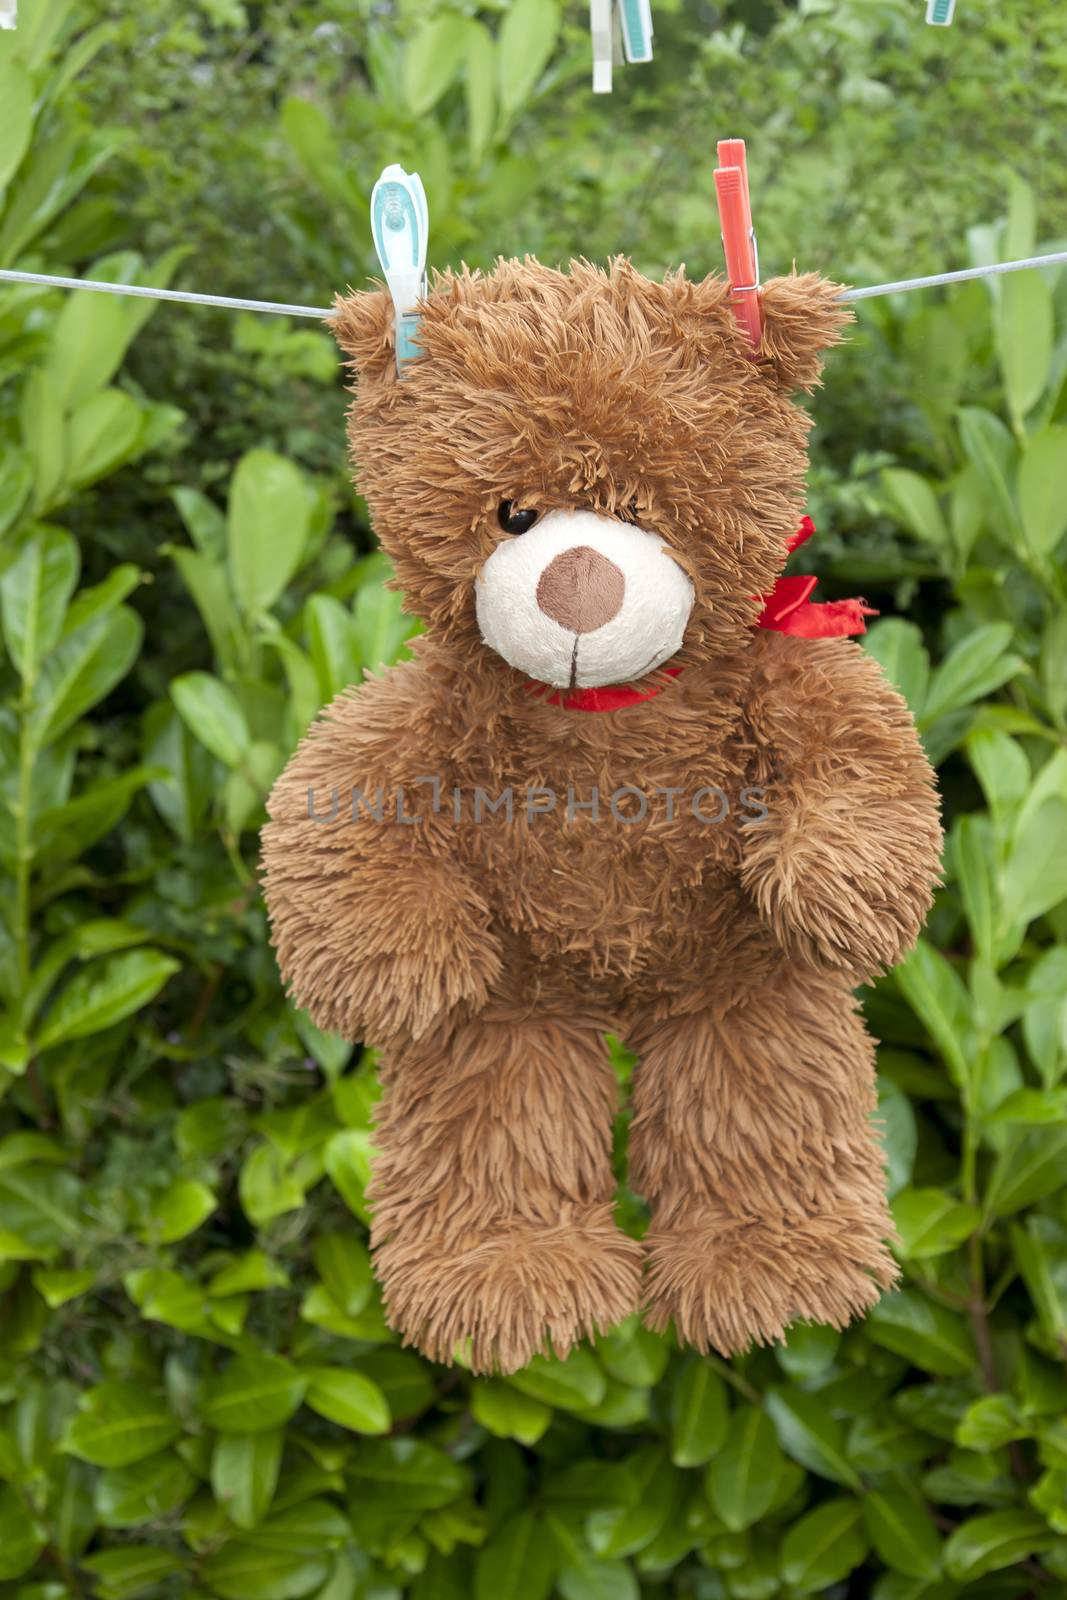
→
(713, 138, 761, 349)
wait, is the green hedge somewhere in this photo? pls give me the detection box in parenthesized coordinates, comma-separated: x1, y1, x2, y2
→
(2, 2, 1067, 1596)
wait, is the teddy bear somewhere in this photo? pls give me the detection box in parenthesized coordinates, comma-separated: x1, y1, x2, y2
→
(261, 258, 942, 1374)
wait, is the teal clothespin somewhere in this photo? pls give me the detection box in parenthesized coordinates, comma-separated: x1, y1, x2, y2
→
(926, 0, 956, 23)
(590, 0, 653, 93)
(617, 0, 653, 63)
(370, 165, 428, 374)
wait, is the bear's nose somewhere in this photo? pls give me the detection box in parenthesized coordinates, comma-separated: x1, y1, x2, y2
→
(536, 545, 625, 634)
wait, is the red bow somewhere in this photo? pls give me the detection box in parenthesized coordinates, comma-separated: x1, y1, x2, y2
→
(755, 516, 875, 637)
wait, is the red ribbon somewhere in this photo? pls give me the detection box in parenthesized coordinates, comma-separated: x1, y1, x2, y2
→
(525, 516, 874, 711)
(754, 516, 876, 638)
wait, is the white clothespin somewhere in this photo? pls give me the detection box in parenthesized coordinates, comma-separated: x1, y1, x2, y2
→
(926, 0, 956, 22)
(0, 1, 18, 29)
(370, 164, 428, 374)
(590, 0, 653, 93)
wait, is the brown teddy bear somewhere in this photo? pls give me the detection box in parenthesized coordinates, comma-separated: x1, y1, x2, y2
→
(262, 259, 942, 1374)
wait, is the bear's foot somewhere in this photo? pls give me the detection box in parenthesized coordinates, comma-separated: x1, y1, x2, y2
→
(643, 1210, 898, 1355)
(375, 1203, 644, 1374)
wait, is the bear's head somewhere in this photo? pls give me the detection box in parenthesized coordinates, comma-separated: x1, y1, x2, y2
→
(333, 258, 849, 691)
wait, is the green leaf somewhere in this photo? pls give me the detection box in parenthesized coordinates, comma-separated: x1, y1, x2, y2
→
(881, 469, 949, 552)
(199, 1543, 330, 1600)
(957, 406, 1022, 542)
(669, 1357, 729, 1466)
(171, 670, 251, 768)
(920, 622, 1021, 727)
(29, 604, 142, 747)
(355, 1351, 434, 1422)
(20, 366, 67, 514)
(0, 442, 32, 537)
(863, 1489, 942, 1578)
(1018, 427, 1067, 553)
(240, 1142, 306, 1227)
(0, 1481, 46, 1580)
(472, 1379, 552, 1445)
(35, 948, 180, 1049)
(775, 1323, 841, 1382)
(706, 1407, 784, 1528)
(508, 1349, 606, 1411)
(404, 13, 469, 116)
(322, 1129, 374, 1223)
(44, 288, 126, 412)
(264, 634, 322, 739)
(31, 1266, 94, 1308)
(80, 1546, 187, 1597)
(465, 21, 496, 164)
(894, 940, 971, 1087)
(124, 1266, 211, 1333)
(304, 1367, 391, 1434)
(228, 449, 311, 621)
(585, 1446, 679, 1558)
(1000, 797, 1067, 927)
(475, 1510, 555, 1600)
(171, 484, 227, 561)
(0, 61, 34, 192)
(966, 727, 1031, 827)
(61, 1380, 181, 1467)
(547, 1511, 639, 1600)
(351, 576, 415, 675)
(202, 1353, 307, 1435)
(143, 698, 213, 844)
(305, 592, 361, 702)
(312, 1233, 373, 1316)
(345, 1437, 468, 1509)
(996, 268, 1054, 425)
(1023, 945, 1067, 1088)
(764, 1388, 861, 1488)
(96, 1448, 197, 1528)
(956, 1392, 1027, 1451)
(943, 1508, 1053, 1581)
(847, 1410, 937, 1473)
(0, 525, 79, 684)
(595, 1320, 668, 1388)
(891, 1188, 979, 1260)
(65, 387, 146, 489)
(557, 1555, 637, 1600)
(0, 1166, 81, 1256)
(954, 814, 998, 959)
(168, 544, 242, 672)
(36, 764, 164, 867)
(498, 0, 561, 118)
(865, 1290, 975, 1375)
(878, 1076, 918, 1196)
(779, 1498, 868, 1592)
(983, 1126, 1067, 1219)
(141, 1177, 216, 1244)
(208, 1250, 290, 1297)
(211, 1430, 284, 1531)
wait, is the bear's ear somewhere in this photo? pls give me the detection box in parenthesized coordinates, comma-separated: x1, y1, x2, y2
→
(330, 288, 398, 387)
(756, 273, 852, 393)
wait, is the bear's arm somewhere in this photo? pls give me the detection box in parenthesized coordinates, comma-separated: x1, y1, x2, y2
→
(261, 674, 502, 1044)
(738, 634, 942, 982)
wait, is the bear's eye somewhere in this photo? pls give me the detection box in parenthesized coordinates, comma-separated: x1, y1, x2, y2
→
(498, 500, 539, 535)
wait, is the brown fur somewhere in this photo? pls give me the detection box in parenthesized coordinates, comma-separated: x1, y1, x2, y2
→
(262, 259, 942, 1373)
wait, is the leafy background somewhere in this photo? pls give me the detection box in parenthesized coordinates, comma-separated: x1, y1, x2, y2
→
(2, 0, 1067, 1595)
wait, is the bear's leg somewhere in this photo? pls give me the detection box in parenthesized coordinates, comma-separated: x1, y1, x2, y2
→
(369, 1013, 643, 1374)
(628, 965, 897, 1355)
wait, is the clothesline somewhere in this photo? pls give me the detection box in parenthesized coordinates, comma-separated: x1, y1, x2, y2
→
(1, 250, 1065, 321)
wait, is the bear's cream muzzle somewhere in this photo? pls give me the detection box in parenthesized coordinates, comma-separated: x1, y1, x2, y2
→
(475, 509, 695, 689)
